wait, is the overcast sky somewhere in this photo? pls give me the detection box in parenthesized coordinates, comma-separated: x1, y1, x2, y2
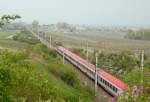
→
(0, 0, 150, 26)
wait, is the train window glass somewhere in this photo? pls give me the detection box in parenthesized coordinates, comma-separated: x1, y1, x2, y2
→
(103, 79, 105, 84)
(100, 78, 102, 82)
(113, 86, 116, 91)
(110, 84, 112, 89)
(107, 82, 109, 86)
(108, 82, 110, 87)
(115, 88, 117, 92)
(104, 80, 106, 85)
(115, 88, 118, 92)
(106, 81, 107, 86)
(106, 81, 108, 86)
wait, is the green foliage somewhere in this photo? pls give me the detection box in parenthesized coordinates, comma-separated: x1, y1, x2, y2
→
(72, 49, 86, 59)
(0, 50, 94, 102)
(117, 93, 148, 102)
(32, 20, 39, 33)
(0, 39, 95, 102)
(0, 15, 21, 28)
(0, 50, 27, 64)
(47, 59, 80, 87)
(74, 49, 138, 75)
(117, 67, 150, 102)
(0, 32, 17, 39)
(1, 15, 21, 20)
(125, 29, 150, 41)
(123, 68, 150, 87)
(13, 30, 40, 44)
(0, 67, 12, 102)
(32, 43, 57, 60)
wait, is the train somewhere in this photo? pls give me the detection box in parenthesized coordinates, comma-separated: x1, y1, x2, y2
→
(56, 46, 125, 97)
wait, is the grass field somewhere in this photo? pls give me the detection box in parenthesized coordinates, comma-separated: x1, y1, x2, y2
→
(0, 39, 29, 50)
(0, 30, 95, 102)
(0, 31, 18, 39)
(0, 31, 29, 51)
(48, 31, 150, 53)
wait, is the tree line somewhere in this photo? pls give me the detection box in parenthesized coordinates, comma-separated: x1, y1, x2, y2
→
(125, 29, 150, 41)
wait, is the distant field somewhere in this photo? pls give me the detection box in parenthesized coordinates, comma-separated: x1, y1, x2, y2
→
(0, 31, 27, 50)
(0, 39, 29, 50)
(48, 31, 150, 53)
(0, 31, 18, 39)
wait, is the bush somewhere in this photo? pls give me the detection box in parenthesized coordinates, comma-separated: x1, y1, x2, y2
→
(32, 43, 57, 60)
(13, 30, 40, 44)
(48, 59, 79, 87)
(0, 50, 27, 63)
(0, 50, 95, 102)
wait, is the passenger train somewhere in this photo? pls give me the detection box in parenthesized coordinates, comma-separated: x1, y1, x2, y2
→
(56, 46, 125, 96)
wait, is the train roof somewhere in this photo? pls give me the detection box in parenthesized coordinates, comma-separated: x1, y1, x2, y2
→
(58, 46, 125, 90)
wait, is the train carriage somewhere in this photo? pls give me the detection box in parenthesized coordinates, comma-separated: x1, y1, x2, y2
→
(56, 46, 125, 96)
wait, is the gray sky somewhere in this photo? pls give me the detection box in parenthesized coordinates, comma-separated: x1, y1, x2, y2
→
(0, 0, 150, 26)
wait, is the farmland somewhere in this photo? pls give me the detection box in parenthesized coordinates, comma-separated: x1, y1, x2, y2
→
(49, 31, 150, 53)
(0, 31, 18, 39)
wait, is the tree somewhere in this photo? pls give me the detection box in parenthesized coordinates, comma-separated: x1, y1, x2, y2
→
(0, 14, 21, 28)
(32, 20, 39, 33)
(125, 29, 150, 41)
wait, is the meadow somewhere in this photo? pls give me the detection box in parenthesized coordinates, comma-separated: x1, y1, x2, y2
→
(49, 31, 150, 53)
(0, 31, 18, 39)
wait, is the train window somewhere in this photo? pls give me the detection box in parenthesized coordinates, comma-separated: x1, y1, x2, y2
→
(107, 82, 109, 86)
(102, 79, 104, 83)
(107, 82, 109, 87)
(115, 88, 118, 92)
(113, 86, 116, 92)
(106, 81, 108, 86)
(100, 78, 102, 82)
(110, 84, 113, 89)
(103, 80, 105, 84)
(104, 80, 106, 85)
(103, 79, 105, 84)
(116, 88, 118, 92)
(108, 82, 110, 87)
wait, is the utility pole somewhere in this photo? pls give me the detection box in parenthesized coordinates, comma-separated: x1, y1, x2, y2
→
(95, 53, 98, 96)
(141, 50, 144, 86)
(86, 41, 89, 61)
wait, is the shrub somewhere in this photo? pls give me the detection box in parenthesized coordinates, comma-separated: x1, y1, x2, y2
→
(13, 30, 40, 44)
(48, 59, 79, 87)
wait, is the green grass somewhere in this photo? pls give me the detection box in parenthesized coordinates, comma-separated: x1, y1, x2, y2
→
(28, 59, 94, 102)
(49, 31, 150, 53)
(0, 39, 29, 50)
(0, 31, 23, 50)
(0, 31, 95, 102)
(0, 48, 94, 102)
(0, 31, 18, 39)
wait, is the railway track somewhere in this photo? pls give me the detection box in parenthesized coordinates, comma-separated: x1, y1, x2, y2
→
(31, 31, 125, 101)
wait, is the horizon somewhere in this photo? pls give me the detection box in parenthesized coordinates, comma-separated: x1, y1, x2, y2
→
(1, 0, 150, 27)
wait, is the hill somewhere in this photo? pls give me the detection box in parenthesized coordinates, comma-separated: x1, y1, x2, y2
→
(0, 30, 95, 102)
